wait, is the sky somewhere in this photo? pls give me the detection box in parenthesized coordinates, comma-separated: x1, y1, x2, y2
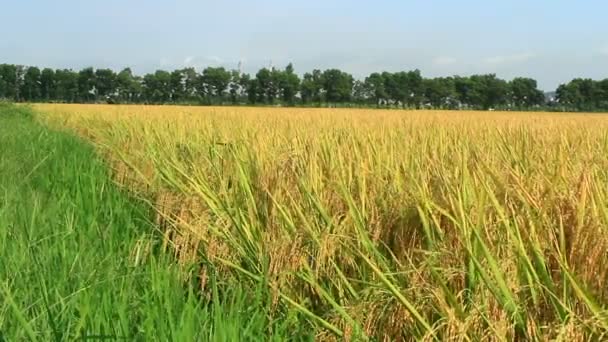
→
(1, 0, 607, 91)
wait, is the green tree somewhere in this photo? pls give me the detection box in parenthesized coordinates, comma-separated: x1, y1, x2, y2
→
(254, 68, 279, 104)
(598, 79, 608, 109)
(143, 70, 172, 103)
(321, 69, 353, 103)
(556, 78, 599, 110)
(40, 68, 56, 101)
(469, 74, 509, 109)
(55, 69, 79, 103)
(301, 69, 323, 104)
(364, 72, 387, 106)
(116, 68, 142, 103)
(453, 76, 473, 108)
(228, 70, 243, 104)
(182, 68, 199, 100)
(0, 64, 21, 100)
(277, 63, 300, 105)
(397, 70, 424, 108)
(509, 77, 545, 108)
(381, 72, 398, 106)
(245, 75, 258, 104)
(170, 69, 185, 103)
(21, 66, 42, 102)
(78, 67, 96, 102)
(95, 68, 117, 102)
(201, 67, 231, 102)
(424, 77, 457, 108)
(352, 80, 371, 105)
(380, 70, 424, 108)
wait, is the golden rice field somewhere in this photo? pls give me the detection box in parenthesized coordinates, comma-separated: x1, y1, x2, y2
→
(35, 103, 608, 340)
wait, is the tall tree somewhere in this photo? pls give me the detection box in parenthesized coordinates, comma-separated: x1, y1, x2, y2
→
(78, 67, 96, 102)
(380, 70, 424, 108)
(598, 79, 608, 109)
(245, 75, 258, 104)
(381, 72, 399, 105)
(228, 70, 242, 104)
(201, 67, 231, 102)
(301, 69, 323, 104)
(55, 69, 79, 103)
(116, 68, 141, 103)
(181, 67, 198, 100)
(352, 80, 371, 104)
(397, 70, 424, 108)
(424, 77, 457, 109)
(509, 77, 545, 108)
(170, 69, 185, 102)
(321, 69, 353, 103)
(95, 68, 117, 101)
(143, 70, 172, 103)
(0, 64, 21, 100)
(255, 68, 279, 103)
(21, 66, 42, 102)
(364, 72, 387, 106)
(454, 76, 473, 108)
(40, 68, 56, 101)
(468, 74, 509, 109)
(277, 63, 300, 105)
(4, 61, 608, 111)
(556, 78, 600, 110)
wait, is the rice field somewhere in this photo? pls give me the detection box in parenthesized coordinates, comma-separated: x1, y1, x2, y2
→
(33, 103, 608, 340)
(2, 104, 312, 341)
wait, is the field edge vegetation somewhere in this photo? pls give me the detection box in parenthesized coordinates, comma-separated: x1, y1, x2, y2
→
(2, 62, 608, 112)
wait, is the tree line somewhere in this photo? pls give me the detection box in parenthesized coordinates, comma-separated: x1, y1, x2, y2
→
(1, 63, 607, 111)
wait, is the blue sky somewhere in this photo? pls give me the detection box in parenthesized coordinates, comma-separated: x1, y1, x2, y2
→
(1, 0, 606, 90)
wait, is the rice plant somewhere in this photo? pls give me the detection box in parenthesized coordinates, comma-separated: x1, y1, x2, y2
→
(36, 103, 608, 340)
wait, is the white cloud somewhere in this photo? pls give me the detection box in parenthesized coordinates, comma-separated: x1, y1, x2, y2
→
(183, 56, 195, 65)
(600, 47, 608, 56)
(156, 56, 232, 71)
(180, 55, 225, 68)
(206, 55, 223, 63)
(159, 57, 170, 67)
(483, 52, 536, 65)
(433, 56, 457, 66)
